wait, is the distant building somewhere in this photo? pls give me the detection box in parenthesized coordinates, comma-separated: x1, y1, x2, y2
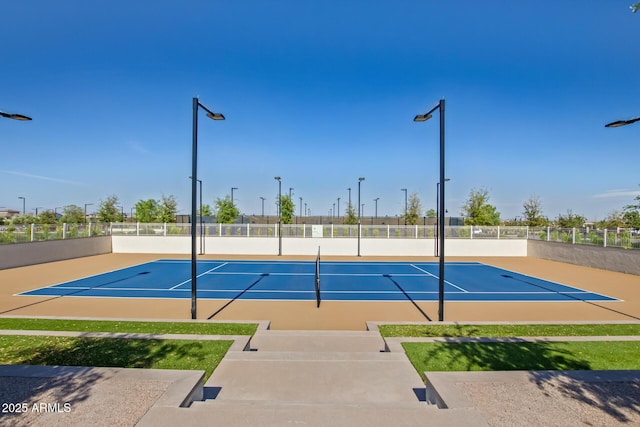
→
(0, 209, 20, 221)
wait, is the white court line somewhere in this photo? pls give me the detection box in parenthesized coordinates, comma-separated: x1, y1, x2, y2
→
(169, 262, 229, 290)
(409, 264, 469, 293)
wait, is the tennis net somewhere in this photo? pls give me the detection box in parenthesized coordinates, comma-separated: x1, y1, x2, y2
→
(315, 246, 321, 308)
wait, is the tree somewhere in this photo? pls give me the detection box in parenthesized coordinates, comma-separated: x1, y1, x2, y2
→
(425, 208, 436, 218)
(461, 188, 501, 226)
(623, 187, 640, 229)
(277, 194, 295, 224)
(215, 196, 239, 223)
(596, 211, 626, 229)
(11, 214, 37, 225)
(555, 210, 586, 228)
(522, 196, 549, 227)
(158, 195, 178, 223)
(632, 2, 639, 13)
(97, 195, 123, 222)
(135, 199, 159, 223)
(344, 202, 357, 225)
(403, 192, 423, 225)
(38, 210, 58, 224)
(201, 204, 213, 217)
(60, 205, 85, 224)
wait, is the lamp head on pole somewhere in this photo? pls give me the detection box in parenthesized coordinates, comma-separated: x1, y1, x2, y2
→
(605, 116, 640, 128)
(413, 113, 432, 122)
(206, 112, 225, 121)
(0, 111, 32, 121)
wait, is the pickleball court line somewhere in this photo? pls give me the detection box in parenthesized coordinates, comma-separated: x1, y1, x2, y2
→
(169, 262, 229, 290)
(409, 264, 469, 292)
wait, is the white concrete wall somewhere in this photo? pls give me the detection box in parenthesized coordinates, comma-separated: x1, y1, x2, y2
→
(0, 236, 112, 270)
(111, 236, 527, 257)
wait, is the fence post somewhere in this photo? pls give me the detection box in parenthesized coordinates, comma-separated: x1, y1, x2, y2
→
(526, 226, 529, 240)
(164, 223, 167, 236)
(62, 223, 67, 239)
(572, 228, 576, 244)
(331, 224, 334, 238)
(387, 224, 390, 239)
(136, 222, 140, 236)
(497, 226, 500, 239)
(219, 223, 222, 237)
(603, 229, 607, 247)
(30, 225, 34, 241)
(547, 226, 550, 241)
(247, 223, 250, 237)
(470, 225, 474, 239)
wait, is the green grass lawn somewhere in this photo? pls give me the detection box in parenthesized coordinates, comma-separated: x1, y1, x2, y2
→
(379, 323, 640, 378)
(0, 318, 257, 336)
(403, 341, 640, 379)
(379, 323, 640, 338)
(0, 335, 232, 381)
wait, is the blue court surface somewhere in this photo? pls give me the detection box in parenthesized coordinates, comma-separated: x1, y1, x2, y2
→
(18, 259, 617, 303)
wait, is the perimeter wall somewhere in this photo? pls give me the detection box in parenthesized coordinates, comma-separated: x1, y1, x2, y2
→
(0, 236, 112, 270)
(527, 240, 640, 275)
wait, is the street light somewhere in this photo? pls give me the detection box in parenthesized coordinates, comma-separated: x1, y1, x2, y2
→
(374, 198, 379, 218)
(0, 110, 32, 121)
(275, 176, 282, 256)
(190, 176, 204, 255)
(33, 207, 43, 216)
(18, 196, 25, 214)
(231, 187, 238, 206)
(191, 97, 225, 320)
(605, 116, 640, 128)
(357, 177, 365, 256)
(84, 203, 93, 223)
(401, 188, 408, 224)
(299, 197, 303, 217)
(289, 187, 294, 199)
(414, 98, 446, 321)
(337, 197, 341, 219)
(260, 197, 266, 217)
(435, 178, 450, 256)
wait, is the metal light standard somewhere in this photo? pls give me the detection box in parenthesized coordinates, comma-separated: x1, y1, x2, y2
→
(337, 197, 341, 219)
(275, 176, 282, 256)
(414, 98, 446, 321)
(374, 198, 379, 219)
(18, 197, 25, 214)
(260, 197, 266, 217)
(84, 203, 93, 223)
(190, 177, 204, 255)
(231, 187, 238, 206)
(435, 178, 450, 256)
(357, 177, 365, 256)
(401, 188, 408, 224)
(191, 97, 225, 320)
(299, 197, 302, 217)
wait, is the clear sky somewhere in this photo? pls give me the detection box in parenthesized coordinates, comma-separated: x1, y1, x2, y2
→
(1, 1, 639, 221)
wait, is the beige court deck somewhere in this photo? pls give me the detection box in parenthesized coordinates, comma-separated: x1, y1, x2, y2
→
(1, 253, 639, 329)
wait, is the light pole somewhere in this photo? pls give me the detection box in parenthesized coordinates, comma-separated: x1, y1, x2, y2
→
(435, 178, 450, 256)
(605, 116, 640, 128)
(337, 197, 341, 219)
(191, 97, 225, 320)
(299, 197, 303, 217)
(374, 198, 379, 219)
(275, 176, 282, 256)
(414, 98, 446, 321)
(333, 203, 336, 218)
(18, 197, 25, 215)
(0, 110, 32, 121)
(231, 187, 238, 206)
(357, 177, 365, 256)
(289, 187, 294, 199)
(84, 203, 93, 223)
(347, 188, 352, 209)
(260, 197, 266, 217)
(401, 188, 408, 225)
(304, 202, 307, 217)
(190, 177, 204, 255)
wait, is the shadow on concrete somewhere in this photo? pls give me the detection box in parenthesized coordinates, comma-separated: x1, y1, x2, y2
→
(530, 371, 640, 423)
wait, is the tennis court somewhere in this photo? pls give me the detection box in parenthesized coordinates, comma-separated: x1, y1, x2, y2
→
(18, 259, 617, 304)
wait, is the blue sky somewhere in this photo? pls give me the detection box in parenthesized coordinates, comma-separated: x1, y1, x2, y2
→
(1, 1, 639, 221)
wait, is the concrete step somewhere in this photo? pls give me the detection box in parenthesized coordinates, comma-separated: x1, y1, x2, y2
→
(248, 329, 386, 352)
(138, 400, 486, 427)
(224, 350, 406, 361)
(205, 356, 425, 404)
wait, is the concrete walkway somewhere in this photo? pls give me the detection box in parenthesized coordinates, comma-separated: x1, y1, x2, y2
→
(2, 326, 640, 426)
